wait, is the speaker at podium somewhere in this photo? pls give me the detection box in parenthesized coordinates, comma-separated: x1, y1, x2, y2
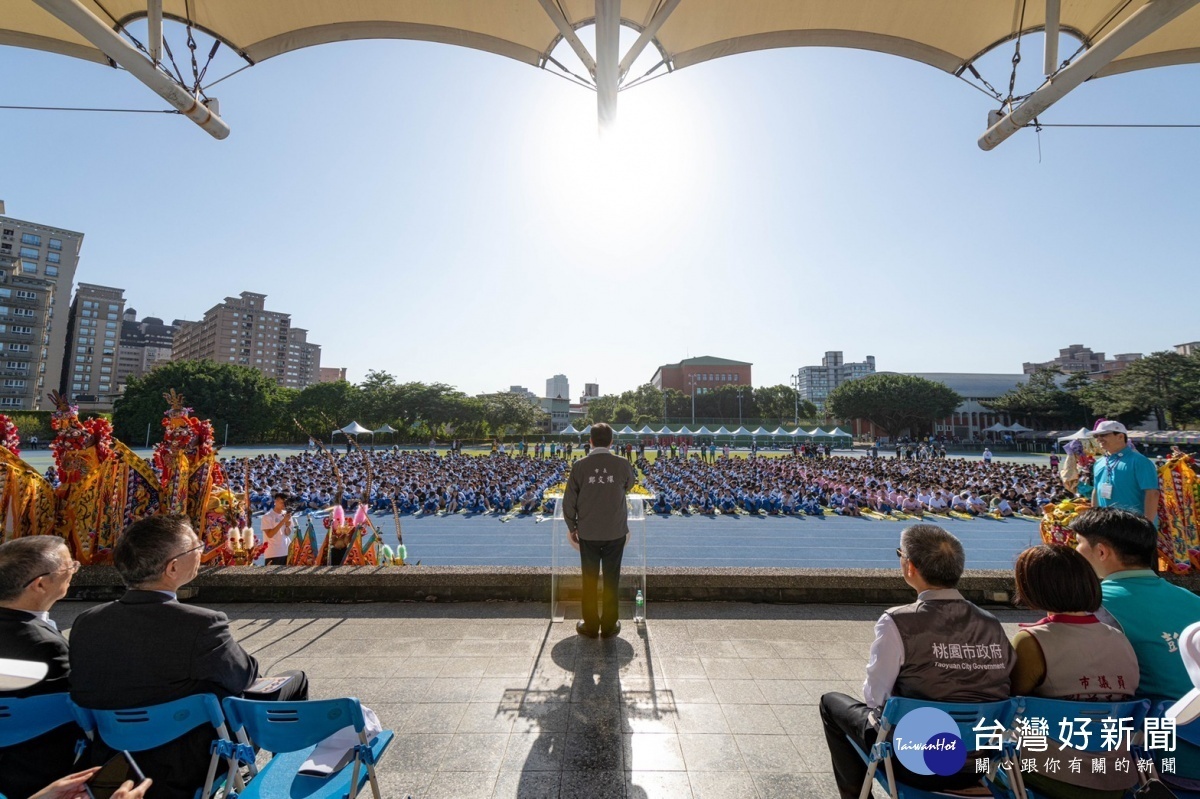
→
(547, 491, 650, 626)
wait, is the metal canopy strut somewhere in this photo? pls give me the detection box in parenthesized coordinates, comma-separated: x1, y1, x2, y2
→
(618, 0, 682, 83)
(595, 0, 621, 129)
(536, 0, 598, 78)
(32, 0, 229, 139)
(979, 0, 1200, 150)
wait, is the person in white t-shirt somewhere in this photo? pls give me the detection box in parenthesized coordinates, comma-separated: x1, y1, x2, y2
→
(260, 493, 296, 566)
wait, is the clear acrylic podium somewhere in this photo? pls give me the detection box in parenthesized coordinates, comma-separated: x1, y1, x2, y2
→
(548, 493, 650, 624)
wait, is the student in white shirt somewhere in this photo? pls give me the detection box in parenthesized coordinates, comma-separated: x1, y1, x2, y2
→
(260, 493, 296, 566)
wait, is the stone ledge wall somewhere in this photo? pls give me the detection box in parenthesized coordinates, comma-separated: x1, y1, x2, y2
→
(67, 566, 1200, 606)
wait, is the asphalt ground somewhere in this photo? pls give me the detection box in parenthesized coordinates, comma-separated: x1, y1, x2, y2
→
(311, 509, 1042, 570)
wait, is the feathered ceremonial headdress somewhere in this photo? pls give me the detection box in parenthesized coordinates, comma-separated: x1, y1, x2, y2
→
(47, 390, 79, 430)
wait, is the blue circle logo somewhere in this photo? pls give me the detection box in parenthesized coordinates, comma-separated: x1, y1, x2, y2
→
(892, 707, 966, 776)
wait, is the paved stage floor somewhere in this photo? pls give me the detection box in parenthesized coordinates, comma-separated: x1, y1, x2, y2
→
(55, 600, 1038, 798)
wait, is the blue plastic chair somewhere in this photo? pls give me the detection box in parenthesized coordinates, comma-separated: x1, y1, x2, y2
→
(72, 694, 235, 799)
(0, 692, 79, 748)
(995, 696, 1151, 799)
(221, 697, 392, 799)
(849, 697, 1018, 799)
(1144, 700, 1200, 799)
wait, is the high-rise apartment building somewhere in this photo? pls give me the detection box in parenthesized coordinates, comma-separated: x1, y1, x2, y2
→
(580, 382, 600, 405)
(0, 212, 84, 409)
(546, 374, 569, 400)
(795, 351, 876, 410)
(288, 327, 321, 388)
(1022, 344, 1142, 376)
(318, 366, 347, 383)
(172, 291, 322, 389)
(60, 284, 125, 410)
(0, 268, 54, 411)
(115, 307, 178, 392)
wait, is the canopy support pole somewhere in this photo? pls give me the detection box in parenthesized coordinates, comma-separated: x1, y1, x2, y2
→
(979, 0, 1200, 150)
(537, 0, 598, 77)
(1043, 0, 1060, 76)
(595, 0, 621, 129)
(32, 0, 230, 139)
(147, 0, 162, 64)
(618, 0, 680, 83)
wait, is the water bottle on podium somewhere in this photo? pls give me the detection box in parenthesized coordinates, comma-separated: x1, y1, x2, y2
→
(634, 589, 644, 624)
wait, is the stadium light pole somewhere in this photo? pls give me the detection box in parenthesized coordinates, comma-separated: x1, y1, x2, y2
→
(790, 373, 800, 425)
(688, 375, 697, 426)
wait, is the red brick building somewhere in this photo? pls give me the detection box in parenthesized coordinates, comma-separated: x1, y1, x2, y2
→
(650, 356, 752, 396)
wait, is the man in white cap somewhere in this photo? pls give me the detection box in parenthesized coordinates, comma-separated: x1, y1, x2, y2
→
(1091, 420, 1160, 521)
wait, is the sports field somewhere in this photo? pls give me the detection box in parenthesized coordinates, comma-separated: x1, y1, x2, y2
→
(304, 509, 1041, 570)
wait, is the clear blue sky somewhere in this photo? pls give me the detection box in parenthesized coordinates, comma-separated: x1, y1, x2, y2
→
(1, 27, 1195, 398)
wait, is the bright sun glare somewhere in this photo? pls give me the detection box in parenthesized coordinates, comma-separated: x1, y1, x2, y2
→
(527, 79, 706, 269)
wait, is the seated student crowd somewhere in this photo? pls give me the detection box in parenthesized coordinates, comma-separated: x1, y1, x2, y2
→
(821, 507, 1200, 799)
(0, 515, 309, 799)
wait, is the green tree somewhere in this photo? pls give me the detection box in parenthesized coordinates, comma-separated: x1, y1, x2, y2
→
(984, 369, 1092, 429)
(613, 404, 636, 424)
(291, 380, 358, 439)
(355, 370, 399, 425)
(826, 373, 961, 437)
(755, 384, 802, 423)
(1086, 351, 1200, 430)
(586, 395, 618, 424)
(631, 384, 664, 419)
(663, 389, 689, 419)
(481, 392, 541, 436)
(114, 359, 286, 445)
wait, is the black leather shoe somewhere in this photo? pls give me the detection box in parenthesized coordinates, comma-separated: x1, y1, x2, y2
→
(576, 621, 599, 638)
(600, 620, 621, 638)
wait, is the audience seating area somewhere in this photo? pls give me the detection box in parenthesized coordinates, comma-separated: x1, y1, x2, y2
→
(851, 696, 1191, 799)
(0, 692, 391, 799)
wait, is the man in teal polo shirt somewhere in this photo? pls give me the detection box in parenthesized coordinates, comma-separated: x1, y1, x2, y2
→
(1090, 420, 1160, 521)
(1073, 508, 1200, 782)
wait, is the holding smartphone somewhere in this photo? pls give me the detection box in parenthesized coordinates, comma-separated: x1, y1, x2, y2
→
(86, 751, 145, 799)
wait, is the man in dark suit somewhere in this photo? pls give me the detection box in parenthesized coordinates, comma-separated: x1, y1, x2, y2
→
(0, 535, 81, 799)
(562, 423, 636, 639)
(70, 515, 308, 799)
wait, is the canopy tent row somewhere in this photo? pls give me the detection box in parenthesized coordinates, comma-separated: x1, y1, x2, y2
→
(333, 421, 373, 440)
(9, 0, 1200, 145)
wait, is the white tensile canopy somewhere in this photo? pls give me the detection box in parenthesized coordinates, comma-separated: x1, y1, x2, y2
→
(769, 427, 788, 436)
(617, 425, 635, 435)
(654, 426, 673, 436)
(730, 426, 751, 436)
(750, 426, 772, 436)
(791, 428, 812, 437)
(580, 424, 593, 435)
(983, 422, 1012, 432)
(1058, 427, 1093, 442)
(829, 427, 853, 439)
(373, 423, 397, 433)
(714, 426, 732, 437)
(336, 421, 372, 436)
(810, 428, 832, 438)
(676, 426, 694, 435)
(693, 426, 714, 435)
(9, 1, 1200, 148)
(1007, 422, 1034, 432)
(560, 424, 581, 435)
(637, 425, 656, 435)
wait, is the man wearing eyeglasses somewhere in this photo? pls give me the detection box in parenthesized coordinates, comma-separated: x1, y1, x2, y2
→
(819, 525, 1014, 798)
(69, 515, 308, 799)
(1090, 420, 1160, 521)
(0, 536, 80, 799)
